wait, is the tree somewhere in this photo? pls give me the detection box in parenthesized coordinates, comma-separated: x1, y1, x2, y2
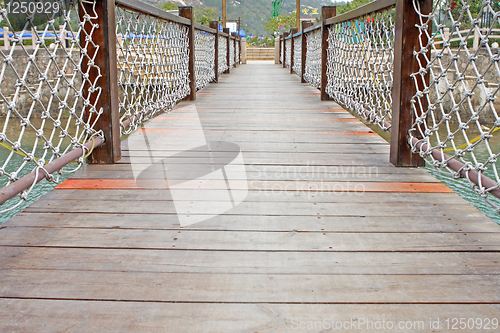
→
(264, 12, 295, 35)
(194, 7, 218, 26)
(161, 2, 178, 11)
(333, 0, 374, 15)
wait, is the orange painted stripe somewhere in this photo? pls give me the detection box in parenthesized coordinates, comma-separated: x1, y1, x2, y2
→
(351, 182, 453, 193)
(56, 179, 453, 193)
(137, 128, 377, 135)
(56, 179, 159, 190)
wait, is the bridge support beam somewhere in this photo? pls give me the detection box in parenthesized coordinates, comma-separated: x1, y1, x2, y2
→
(81, 0, 120, 164)
(390, 0, 429, 167)
(321, 6, 336, 101)
(179, 6, 196, 101)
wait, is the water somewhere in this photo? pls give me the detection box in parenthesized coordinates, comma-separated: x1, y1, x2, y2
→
(366, 123, 500, 224)
(421, 127, 500, 224)
(0, 118, 82, 223)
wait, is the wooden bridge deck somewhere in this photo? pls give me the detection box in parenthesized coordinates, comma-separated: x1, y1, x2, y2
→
(1, 62, 500, 331)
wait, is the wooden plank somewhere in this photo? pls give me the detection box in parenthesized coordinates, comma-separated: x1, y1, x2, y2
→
(1, 269, 500, 303)
(0, 227, 498, 251)
(22, 198, 483, 217)
(70, 169, 440, 183)
(6, 212, 499, 232)
(75, 163, 430, 175)
(114, 156, 395, 166)
(40, 191, 463, 204)
(2, 247, 500, 275)
(2, 61, 500, 330)
(1, 300, 499, 333)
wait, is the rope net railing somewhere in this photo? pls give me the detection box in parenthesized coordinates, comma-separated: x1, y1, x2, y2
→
(229, 37, 235, 69)
(285, 38, 291, 69)
(410, 0, 500, 210)
(115, 6, 190, 135)
(304, 28, 321, 88)
(280, 39, 284, 64)
(218, 35, 228, 76)
(1, 1, 240, 215)
(292, 35, 302, 77)
(0, 0, 103, 213)
(325, 8, 395, 131)
(235, 39, 240, 65)
(194, 29, 215, 91)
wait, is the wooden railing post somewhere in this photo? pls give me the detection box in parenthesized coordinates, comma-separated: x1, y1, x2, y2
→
(179, 6, 196, 101)
(209, 21, 219, 82)
(282, 32, 289, 68)
(81, 0, 120, 164)
(3, 27, 9, 50)
(290, 28, 298, 74)
(223, 28, 230, 74)
(301, 21, 312, 83)
(240, 36, 246, 64)
(390, 0, 429, 167)
(321, 6, 336, 101)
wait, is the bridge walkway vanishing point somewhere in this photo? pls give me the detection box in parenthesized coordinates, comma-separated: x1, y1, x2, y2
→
(1, 62, 500, 331)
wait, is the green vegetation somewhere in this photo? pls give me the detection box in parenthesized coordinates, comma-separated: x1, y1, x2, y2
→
(247, 36, 275, 47)
(147, 0, 328, 36)
(194, 7, 218, 25)
(161, 1, 178, 11)
(264, 12, 296, 36)
(332, 0, 372, 15)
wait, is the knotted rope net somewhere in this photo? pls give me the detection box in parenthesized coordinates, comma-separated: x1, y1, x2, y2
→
(304, 29, 321, 88)
(229, 37, 235, 68)
(325, 8, 395, 131)
(285, 38, 291, 69)
(410, 0, 500, 210)
(194, 29, 215, 91)
(218, 35, 228, 76)
(235, 38, 240, 64)
(293, 35, 302, 77)
(0, 0, 103, 213)
(115, 6, 190, 135)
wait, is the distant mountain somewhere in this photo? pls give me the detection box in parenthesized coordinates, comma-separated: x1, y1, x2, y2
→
(142, 0, 333, 36)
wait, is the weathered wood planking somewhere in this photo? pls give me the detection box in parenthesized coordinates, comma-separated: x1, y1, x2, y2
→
(1, 62, 500, 331)
(2, 247, 500, 274)
(1, 300, 499, 332)
(7, 212, 500, 232)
